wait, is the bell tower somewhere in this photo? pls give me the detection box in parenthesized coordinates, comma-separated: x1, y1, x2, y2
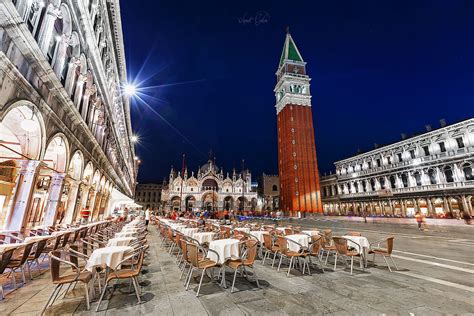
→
(275, 29, 322, 215)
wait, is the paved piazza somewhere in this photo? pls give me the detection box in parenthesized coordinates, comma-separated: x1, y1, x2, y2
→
(1, 219, 473, 315)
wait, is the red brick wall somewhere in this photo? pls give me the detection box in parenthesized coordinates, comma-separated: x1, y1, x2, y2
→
(277, 104, 322, 214)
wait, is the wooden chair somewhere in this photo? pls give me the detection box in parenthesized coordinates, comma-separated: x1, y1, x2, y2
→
(261, 233, 279, 267)
(6, 242, 36, 287)
(332, 237, 363, 275)
(184, 242, 219, 297)
(41, 250, 93, 314)
(26, 239, 48, 279)
(0, 248, 15, 299)
(276, 236, 309, 277)
(96, 246, 148, 311)
(368, 237, 398, 272)
(307, 235, 325, 272)
(226, 239, 260, 293)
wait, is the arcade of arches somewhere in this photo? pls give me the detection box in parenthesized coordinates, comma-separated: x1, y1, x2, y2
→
(323, 195, 474, 218)
(0, 104, 113, 232)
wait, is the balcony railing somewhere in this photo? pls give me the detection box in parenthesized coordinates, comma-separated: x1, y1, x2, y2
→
(337, 180, 474, 198)
(337, 147, 472, 180)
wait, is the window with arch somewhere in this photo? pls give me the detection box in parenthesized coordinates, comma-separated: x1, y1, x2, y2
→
(414, 172, 422, 186)
(272, 184, 278, 191)
(444, 166, 454, 183)
(401, 173, 408, 188)
(26, 1, 45, 38)
(462, 163, 473, 181)
(47, 18, 63, 64)
(428, 169, 437, 184)
(370, 179, 376, 191)
(389, 175, 396, 189)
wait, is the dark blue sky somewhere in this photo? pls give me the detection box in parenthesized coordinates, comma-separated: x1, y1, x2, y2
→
(121, 0, 474, 183)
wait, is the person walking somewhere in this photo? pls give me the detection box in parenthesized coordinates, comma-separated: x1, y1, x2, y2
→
(415, 211, 423, 230)
(145, 207, 151, 230)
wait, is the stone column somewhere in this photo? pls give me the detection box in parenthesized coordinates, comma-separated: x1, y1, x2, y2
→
(63, 180, 80, 224)
(408, 173, 416, 187)
(53, 34, 72, 78)
(37, 3, 61, 54)
(43, 173, 66, 227)
(86, 189, 97, 222)
(461, 195, 470, 215)
(453, 164, 464, 182)
(73, 74, 87, 108)
(421, 170, 430, 186)
(400, 200, 407, 217)
(443, 197, 452, 217)
(75, 184, 89, 222)
(427, 198, 434, 217)
(4, 160, 40, 232)
(396, 174, 404, 189)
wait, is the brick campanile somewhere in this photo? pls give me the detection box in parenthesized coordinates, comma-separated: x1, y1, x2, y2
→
(275, 30, 322, 216)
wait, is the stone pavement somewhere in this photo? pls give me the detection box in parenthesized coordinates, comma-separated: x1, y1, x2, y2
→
(1, 224, 474, 315)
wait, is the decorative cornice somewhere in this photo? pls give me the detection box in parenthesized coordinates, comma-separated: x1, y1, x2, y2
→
(275, 94, 312, 114)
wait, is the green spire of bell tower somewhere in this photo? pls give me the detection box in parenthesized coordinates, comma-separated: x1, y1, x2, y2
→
(278, 27, 304, 68)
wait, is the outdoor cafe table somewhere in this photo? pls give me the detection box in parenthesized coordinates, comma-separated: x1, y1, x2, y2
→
(115, 231, 137, 238)
(180, 227, 199, 238)
(343, 235, 370, 267)
(0, 243, 25, 254)
(85, 245, 134, 272)
(24, 235, 51, 243)
(206, 239, 240, 264)
(249, 231, 269, 243)
(285, 234, 309, 252)
(193, 232, 215, 244)
(107, 237, 135, 247)
(206, 238, 241, 288)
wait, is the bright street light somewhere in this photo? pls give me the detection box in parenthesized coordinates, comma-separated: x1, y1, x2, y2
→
(123, 83, 137, 96)
(131, 135, 139, 143)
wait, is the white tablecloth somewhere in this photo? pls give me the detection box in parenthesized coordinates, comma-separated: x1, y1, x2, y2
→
(207, 239, 240, 264)
(234, 227, 250, 234)
(24, 235, 51, 243)
(0, 243, 24, 254)
(85, 246, 133, 271)
(122, 227, 139, 232)
(107, 237, 135, 247)
(249, 231, 269, 243)
(115, 231, 136, 238)
(193, 232, 215, 244)
(343, 236, 370, 254)
(286, 234, 309, 252)
(181, 228, 199, 238)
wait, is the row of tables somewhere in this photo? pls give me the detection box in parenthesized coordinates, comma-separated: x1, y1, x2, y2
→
(159, 217, 370, 265)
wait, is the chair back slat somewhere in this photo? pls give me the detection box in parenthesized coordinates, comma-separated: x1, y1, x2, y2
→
(387, 237, 394, 254)
(276, 236, 289, 254)
(332, 237, 348, 255)
(187, 242, 199, 267)
(0, 248, 15, 273)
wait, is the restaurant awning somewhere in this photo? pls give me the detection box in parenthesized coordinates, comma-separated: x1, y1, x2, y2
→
(107, 188, 141, 215)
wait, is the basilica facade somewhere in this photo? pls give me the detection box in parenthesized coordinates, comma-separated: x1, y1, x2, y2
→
(161, 160, 258, 213)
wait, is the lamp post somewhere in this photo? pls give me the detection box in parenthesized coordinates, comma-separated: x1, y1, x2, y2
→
(241, 159, 245, 215)
(179, 154, 185, 213)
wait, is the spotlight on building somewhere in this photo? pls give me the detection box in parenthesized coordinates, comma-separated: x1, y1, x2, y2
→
(131, 135, 139, 143)
(134, 156, 139, 161)
(123, 83, 137, 97)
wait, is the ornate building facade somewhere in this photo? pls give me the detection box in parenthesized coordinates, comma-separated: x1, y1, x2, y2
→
(320, 119, 474, 217)
(257, 173, 280, 211)
(275, 30, 322, 216)
(161, 160, 258, 213)
(0, 0, 137, 231)
(135, 183, 162, 211)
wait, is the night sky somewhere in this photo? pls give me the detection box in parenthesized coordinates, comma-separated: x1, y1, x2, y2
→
(121, 0, 474, 184)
